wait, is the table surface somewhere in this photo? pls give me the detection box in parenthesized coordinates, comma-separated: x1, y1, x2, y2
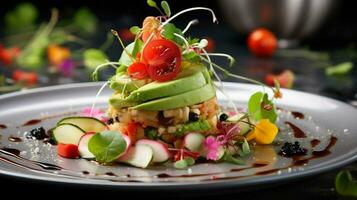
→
(0, 22, 356, 199)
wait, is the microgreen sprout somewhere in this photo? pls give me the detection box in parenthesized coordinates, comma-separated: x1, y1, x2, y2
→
(90, 81, 109, 117)
(173, 33, 190, 50)
(160, 7, 218, 29)
(200, 53, 235, 67)
(182, 19, 199, 34)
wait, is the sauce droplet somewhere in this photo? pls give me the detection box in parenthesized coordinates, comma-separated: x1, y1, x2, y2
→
(291, 111, 305, 119)
(0, 124, 7, 129)
(285, 122, 306, 138)
(8, 136, 22, 143)
(310, 139, 321, 148)
(22, 119, 42, 127)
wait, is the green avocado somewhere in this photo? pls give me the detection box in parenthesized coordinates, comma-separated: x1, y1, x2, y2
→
(109, 94, 137, 109)
(133, 83, 216, 110)
(109, 74, 146, 93)
(127, 70, 207, 102)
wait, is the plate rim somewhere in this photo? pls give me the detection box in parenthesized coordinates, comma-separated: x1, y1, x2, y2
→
(1, 81, 357, 189)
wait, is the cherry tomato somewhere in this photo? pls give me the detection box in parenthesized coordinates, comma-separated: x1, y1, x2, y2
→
(204, 37, 215, 52)
(57, 143, 79, 159)
(248, 28, 277, 57)
(12, 70, 38, 86)
(127, 62, 149, 79)
(143, 39, 181, 82)
(0, 45, 20, 65)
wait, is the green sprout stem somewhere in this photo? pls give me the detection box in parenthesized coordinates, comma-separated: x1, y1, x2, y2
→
(182, 19, 199, 34)
(111, 29, 135, 62)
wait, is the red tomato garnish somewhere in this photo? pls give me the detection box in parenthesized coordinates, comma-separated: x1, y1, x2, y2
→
(143, 39, 181, 82)
(0, 45, 20, 65)
(12, 70, 38, 86)
(248, 28, 277, 57)
(127, 62, 149, 79)
(57, 143, 79, 159)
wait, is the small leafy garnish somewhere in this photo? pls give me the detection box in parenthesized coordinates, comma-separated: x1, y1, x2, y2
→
(161, 23, 184, 45)
(248, 92, 277, 123)
(175, 120, 211, 136)
(174, 159, 188, 169)
(335, 170, 357, 197)
(187, 37, 200, 45)
(83, 49, 108, 71)
(144, 127, 159, 140)
(224, 153, 244, 165)
(73, 7, 98, 33)
(325, 62, 354, 76)
(240, 139, 250, 156)
(161, 1, 171, 17)
(184, 157, 195, 166)
(129, 26, 141, 35)
(147, 0, 157, 7)
(88, 131, 127, 163)
(118, 40, 143, 66)
(182, 51, 200, 63)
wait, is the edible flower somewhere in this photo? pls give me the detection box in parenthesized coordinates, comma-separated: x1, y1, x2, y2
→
(203, 136, 222, 161)
(59, 59, 76, 77)
(47, 44, 70, 66)
(246, 119, 278, 144)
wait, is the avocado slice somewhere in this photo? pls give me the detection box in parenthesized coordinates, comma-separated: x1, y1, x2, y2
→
(127, 70, 207, 102)
(109, 94, 137, 109)
(109, 74, 147, 93)
(133, 83, 216, 110)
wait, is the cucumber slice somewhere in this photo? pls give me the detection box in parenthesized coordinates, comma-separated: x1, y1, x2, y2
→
(58, 116, 106, 133)
(53, 123, 86, 145)
(227, 114, 253, 135)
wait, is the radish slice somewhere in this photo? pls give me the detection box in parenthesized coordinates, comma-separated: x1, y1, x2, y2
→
(183, 132, 205, 152)
(78, 133, 95, 159)
(118, 144, 153, 168)
(136, 139, 170, 163)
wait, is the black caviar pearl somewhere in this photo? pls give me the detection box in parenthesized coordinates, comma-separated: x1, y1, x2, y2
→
(219, 113, 229, 122)
(189, 112, 200, 122)
(29, 127, 47, 140)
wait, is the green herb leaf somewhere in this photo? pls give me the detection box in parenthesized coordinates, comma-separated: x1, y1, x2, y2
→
(325, 62, 354, 76)
(147, 0, 157, 7)
(73, 7, 98, 33)
(248, 92, 277, 123)
(5, 3, 38, 32)
(83, 49, 108, 71)
(335, 171, 357, 197)
(183, 51, 201, 63)
(130, 26, 141, 35)
(174, 159, 188, 169)
(161, 1, 171, 17)
(240, 138, 250, 156)
(162, 23, 184, 45)
(175, 120, 211, 136)
(118, 39, 143, 66)
(145, 127, 159, 140)
(184, 157, 195, 166)
(187, 37, 200, 45)
(88, 131, 127, 163)
(116, 65, 127, 74)
(224, 153, 245, 165)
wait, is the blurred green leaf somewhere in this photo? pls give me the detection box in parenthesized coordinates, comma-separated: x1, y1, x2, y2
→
(118, 39, 143, 67)
(5, 3, 38, 32)
(83, 49, 108, 71)
(325, 62, 354, 76)
(73, 7, 98, 33)
(162, 23, 184, 45)
(335, 171, 357, 197)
